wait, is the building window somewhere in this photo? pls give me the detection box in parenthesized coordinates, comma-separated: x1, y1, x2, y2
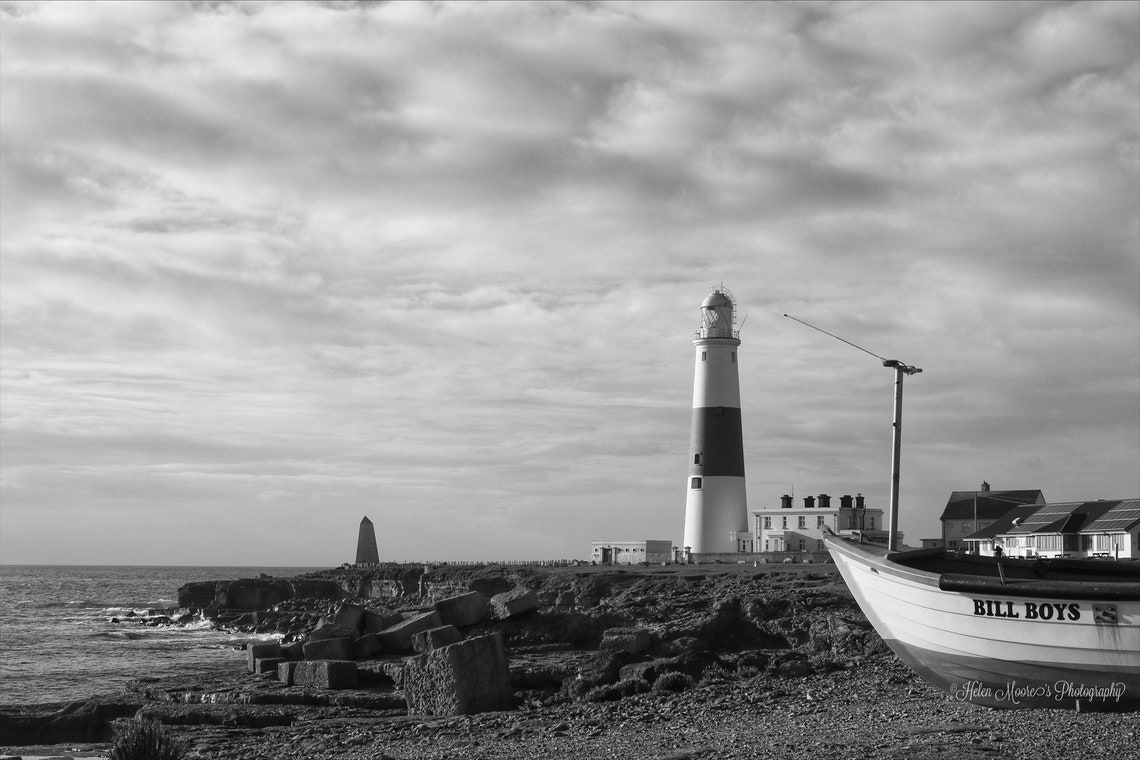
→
(869, 517, 875, 529)
(781, 516, 787, 529)
(764, 540, 769, 551)
(691, 477, 702, 489)
(798, 540, 806, 551)
(817, 516, 825, 527)
(946, 521, 954, 531)
(797, 516, 806, 529)
(763, 516, 771, 529)
(816, 540, 824, 551)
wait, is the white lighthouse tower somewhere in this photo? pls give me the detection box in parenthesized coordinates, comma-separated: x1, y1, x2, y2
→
(683, 287, 748, 555)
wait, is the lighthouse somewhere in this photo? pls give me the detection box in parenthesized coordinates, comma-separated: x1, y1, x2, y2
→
(683, 288, 748, 554)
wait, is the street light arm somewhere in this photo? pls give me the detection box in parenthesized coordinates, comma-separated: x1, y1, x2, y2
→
(883, 359, 922, 375)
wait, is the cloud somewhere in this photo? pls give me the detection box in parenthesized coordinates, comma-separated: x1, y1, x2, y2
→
(1, 0, 1137, 564)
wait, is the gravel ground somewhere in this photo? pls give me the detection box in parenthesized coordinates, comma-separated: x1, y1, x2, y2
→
(155, 658, 1136, 760)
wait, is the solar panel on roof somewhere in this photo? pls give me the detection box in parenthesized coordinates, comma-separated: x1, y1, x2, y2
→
(1083, 501, 1140, 533)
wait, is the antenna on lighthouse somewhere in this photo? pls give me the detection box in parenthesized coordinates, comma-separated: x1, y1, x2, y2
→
(784, 314, 922, 552)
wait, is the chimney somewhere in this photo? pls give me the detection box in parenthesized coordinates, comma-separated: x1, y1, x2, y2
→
(818, 494, 831, 509)
(780, 494, 793, 509)
(981, 481, 990, 492)
(855, 493, 865, 509)
(840, 494, 853, 510)
(804, 496, 815, 509)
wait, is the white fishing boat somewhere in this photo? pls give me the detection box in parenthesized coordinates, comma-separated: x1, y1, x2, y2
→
(823, 529, 1140, 711)
(788, 318, 1140, 710)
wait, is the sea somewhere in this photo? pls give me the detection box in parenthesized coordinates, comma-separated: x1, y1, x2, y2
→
(0, 565, 327, 706)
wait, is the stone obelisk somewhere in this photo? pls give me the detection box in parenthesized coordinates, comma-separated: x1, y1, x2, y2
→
(355, 516, 380, 566)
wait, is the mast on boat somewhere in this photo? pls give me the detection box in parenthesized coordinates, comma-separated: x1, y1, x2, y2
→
(784, 315, 922, 551)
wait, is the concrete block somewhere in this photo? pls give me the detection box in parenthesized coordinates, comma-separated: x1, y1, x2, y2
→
(412, 625, 461, 653)
(433, 591, 489, 628)
(490, 587, 539, 619)
(246, 643, 282, 673)
(281, 641, 305, 661)
(403, 633, 514, 717)
(356, 660, 395, 687)
(278, 660, 299, 686)
(333, 603, 366, 632)
(293, 660, 358, 690)
(354, 632, 384, 659)
(308, 623, 359, 642)
(254, 657, 285, 676)
(302, 636, 354, 661)
(377, 610, 442, 652)
(363, 609, 403, 634)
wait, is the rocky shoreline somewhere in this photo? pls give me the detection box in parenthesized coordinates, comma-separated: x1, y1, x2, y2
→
(2, 563, 1135, 760)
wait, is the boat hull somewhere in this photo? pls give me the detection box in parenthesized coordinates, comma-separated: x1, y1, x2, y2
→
(824, 534, 1140, 711)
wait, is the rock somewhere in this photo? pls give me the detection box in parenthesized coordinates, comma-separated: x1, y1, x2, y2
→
(377, 610, 442, 652)
(176, 578, 344, 610)
(403, 632, 514, 717)
(434, 591, 489, 628)
(302, 636, 354, 661)
(412, 624, 462, 653)
(246, 642, 283, 673)
(617, 651, 722, 684)
(490, 587, 539, 619)
(599, 627, 655, 653)
(293, 660, 358, 690)
(0, 696, 143, 744)
(176, 580, 219, 609)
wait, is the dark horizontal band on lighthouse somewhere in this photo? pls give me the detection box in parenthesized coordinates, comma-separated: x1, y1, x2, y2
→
(688, 406, 746, 477)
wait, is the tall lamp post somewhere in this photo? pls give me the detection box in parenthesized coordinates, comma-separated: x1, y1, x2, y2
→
(785, 316, 922, 552)
(883, 359, 922, 551)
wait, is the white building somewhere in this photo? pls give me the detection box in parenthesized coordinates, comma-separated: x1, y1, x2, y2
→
(990, 499, 1140, 560)
(591, 540, 674, 565)
(752, 493, 889, 553)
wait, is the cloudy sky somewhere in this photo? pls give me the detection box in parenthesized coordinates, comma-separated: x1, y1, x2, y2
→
(1, 0, 1137, 567)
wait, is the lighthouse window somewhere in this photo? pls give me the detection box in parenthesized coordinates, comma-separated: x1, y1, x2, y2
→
(731, 352, 736, 362)
(693, 454, 701, 465)
(691, 477, 702, 489)
(701, 351, 707, 361)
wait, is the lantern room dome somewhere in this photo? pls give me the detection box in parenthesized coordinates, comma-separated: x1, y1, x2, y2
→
(701, 291, 734, 309)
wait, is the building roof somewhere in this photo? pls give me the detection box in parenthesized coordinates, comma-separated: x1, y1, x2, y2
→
(939, 490, 1044, 521)
(1001, 500, 1139, 537)
(962, 504, 1041, 542)
(1081, 499, 1140, 534)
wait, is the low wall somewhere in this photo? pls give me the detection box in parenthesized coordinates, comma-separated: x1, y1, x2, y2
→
(689, 551, 833, 565)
